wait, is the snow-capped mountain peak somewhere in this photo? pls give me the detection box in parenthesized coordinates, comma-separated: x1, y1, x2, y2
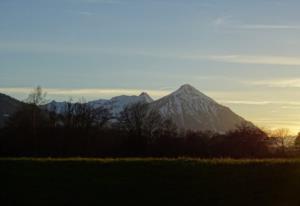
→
(150, 84, 249, 133)
(172, 84, 216, 104)
(175, 84, 203, 96)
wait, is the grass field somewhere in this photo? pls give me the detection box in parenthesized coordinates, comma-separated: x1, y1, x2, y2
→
(2, 158, 300, 205)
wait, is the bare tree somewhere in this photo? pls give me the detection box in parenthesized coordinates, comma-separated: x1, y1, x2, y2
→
(25, 86, 48, 135)
(62, 98, 75, 128)
(143, 108, 163, 142)
(295, 132, 300, 145)
(65, 98, 94, 129)
(94, 106, 112, 128)
(119, 102, 148, 137)
(119, 102, 171, 147)
(48, 103, 59, 128)
(61, 98, 111, 129)
(271, 128, 290, 154)
(26, 86, 48, 106)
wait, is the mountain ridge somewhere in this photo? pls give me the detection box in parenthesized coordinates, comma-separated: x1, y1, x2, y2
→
(45, 84, 251, 133)
(0, 84, 252, 132)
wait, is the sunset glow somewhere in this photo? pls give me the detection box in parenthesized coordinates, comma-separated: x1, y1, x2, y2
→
(1, 0, 300, 133)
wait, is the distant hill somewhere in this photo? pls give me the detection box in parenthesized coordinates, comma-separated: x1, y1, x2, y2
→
(0, 93, 24, 127)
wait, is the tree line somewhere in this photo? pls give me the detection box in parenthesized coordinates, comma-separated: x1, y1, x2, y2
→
(0, 87, 294, 158)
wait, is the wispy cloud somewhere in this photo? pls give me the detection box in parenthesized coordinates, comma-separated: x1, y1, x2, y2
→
(212, 16, 232, 27)
(78, 11, 95, 16)
(281, 105, 300, 109)
(237, 24, 300, 30)
(213, 17, 226, 26)
(3, 41, 300, 66)
(248, 78, 300, 88)
(219, 100, 273, 105)
(220, 100, 300, 106)
(213, 16, 300, 30)
(195, 55, 300, 66)
(65, 9, 96, 16)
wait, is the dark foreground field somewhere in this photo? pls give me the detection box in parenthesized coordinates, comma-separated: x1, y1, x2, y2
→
(1, 158, 300, 206)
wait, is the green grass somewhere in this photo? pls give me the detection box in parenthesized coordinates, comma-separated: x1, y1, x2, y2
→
(2, 158, 300, 206)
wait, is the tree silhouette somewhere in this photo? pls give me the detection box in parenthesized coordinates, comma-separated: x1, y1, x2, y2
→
(271, 128, 291, 154)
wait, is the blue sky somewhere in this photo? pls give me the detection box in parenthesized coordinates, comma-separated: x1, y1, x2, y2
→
(1, 0, 300, 132)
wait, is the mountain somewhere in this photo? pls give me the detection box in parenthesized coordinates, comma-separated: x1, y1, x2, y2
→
(89, 92, 153, 116)
(0, 93, 24, 127)
(39, 84, 252, 133)
(46, 92, 154, 117)
(149, 84, 251, 133)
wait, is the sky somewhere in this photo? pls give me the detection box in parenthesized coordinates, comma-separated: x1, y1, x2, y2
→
(1, 0, 300, 133)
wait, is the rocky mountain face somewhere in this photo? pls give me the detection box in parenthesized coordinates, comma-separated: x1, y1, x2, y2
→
(149, 84, 250, 133)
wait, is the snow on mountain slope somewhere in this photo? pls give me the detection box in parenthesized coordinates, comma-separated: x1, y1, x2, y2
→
(46, 92, 153, 117)
(89, 92, 153, 116)
(149, 84, 251, 133)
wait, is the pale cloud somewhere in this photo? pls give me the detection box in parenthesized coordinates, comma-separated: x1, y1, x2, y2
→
(200, 55, 300, 66)
(3, 41, 300, 66)
(248, 78, 300, 88)
(237, 24, 300, 30)
(155, 52, 300, 66)
(175, 53, 300, 66)
(0, 42, 160, 56)
(281, 105, 300, 109)
(212, 16, 230, 26)
(213, 16, 300, 30)
(65, 9, 96, 16)
(78, 11, 95, 16)
(220, 100, 300, 106)
(219, 100, 272, 105)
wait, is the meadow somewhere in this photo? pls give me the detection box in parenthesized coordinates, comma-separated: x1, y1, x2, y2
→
(1, 158, 300, 205)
